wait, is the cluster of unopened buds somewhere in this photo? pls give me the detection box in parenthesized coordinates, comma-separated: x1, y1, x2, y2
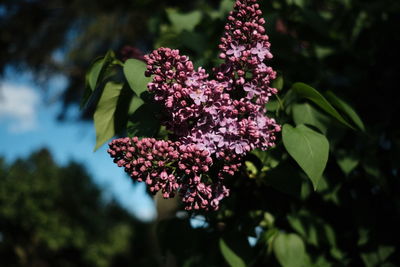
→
(108, 0, 280, 211)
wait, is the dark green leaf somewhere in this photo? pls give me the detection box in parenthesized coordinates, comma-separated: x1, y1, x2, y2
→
(166, 9, 202, 33)
(219, 238, 246, 267)
(325, 90, 365, 131)
(273, 233, 306, 267)
(378, 246, 396, 262)
(93, 82, 123, 151)
(220, 0, 235, 14)
(351, 11, 368, 42)
(127, 103, 160, 138)
(291, 82, 354, 129)
(272, 75, 284, 91)
(357, 228, 369, 246)
(361, 245, 396, 267)
(266, 100, 280, 112)
(180, 31, 206, 53)
(282, 124, 329, 189)
(336, 149, 359, 176)
(263, 162, 303, 198)
(314, 46, 334, 59)
(287, 215, 318, 246)
(123, 59, 151, 96)
(128, 96, 144, 114)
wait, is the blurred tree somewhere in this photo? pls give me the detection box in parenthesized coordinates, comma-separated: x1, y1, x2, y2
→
(0, 149, 157, 267)
(0, 0, 220, 116)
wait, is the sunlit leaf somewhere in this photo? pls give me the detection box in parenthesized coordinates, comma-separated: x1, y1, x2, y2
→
(282, 124, 329, 189)
(91, 50, 116, 90)
(88, 58, 105, 91)
(292, 103, 330, 134)
(245, 161, 258, 178)
(82, 51, 117, 109)
(123, 59, 151, 96)
(94, 82, 123, 151)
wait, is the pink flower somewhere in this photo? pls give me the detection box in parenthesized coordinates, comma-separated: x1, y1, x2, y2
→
(251, 42, 273, 61)
(243, 83, 260, 99)
(226, 43, 246, 58)
(189, 89, 207, 105)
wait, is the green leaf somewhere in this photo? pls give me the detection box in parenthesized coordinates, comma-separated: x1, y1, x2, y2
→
(263, 162, 303, 198)
(166, 9, 202, 33)
(272, 75, 284, 91)
(245, 161, 258, 178)
(291, 83, 354, 129)
(336, 149, 359, 176)
(325, 91, 365, 131)
(282, 124, 329, 189)
(273, 233, 306, 267)
(324, 224, 337, 248)
(88, 58, 105, 91)
(351, 11, 368, 42)
(219, 238, 246, 267)
(123, 59, 151, 96)
(220, 0, 235, 13)
(357, 228, 369, 246)
(127, 103, 160, 138)
(292, 103, 330, 134)
(81, 58, 105, 108)
(361, 245, 396, 267)
(128, 96, 144, 114)
(93, 82, 123, 151)
(314, 46, 334, 59)
(81, 51, 117, 109)
(287, 215, 318, 247)
(180, 31, 206, 53)
(378, 246, 396, 262)
(266, 100, 280, 112)
(91, 50, 116, 90)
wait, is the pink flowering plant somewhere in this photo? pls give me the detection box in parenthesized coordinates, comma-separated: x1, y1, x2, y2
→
(83, 0, 362, 211)
(108, 0, 282, 211)
(82, 0, 364, 264)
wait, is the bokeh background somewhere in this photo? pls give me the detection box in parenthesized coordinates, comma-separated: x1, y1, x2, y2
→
(1, 0, 399, 266)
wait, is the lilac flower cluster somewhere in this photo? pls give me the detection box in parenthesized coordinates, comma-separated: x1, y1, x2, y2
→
(108, 137, 229, 210)
(108, 0, 280, 211)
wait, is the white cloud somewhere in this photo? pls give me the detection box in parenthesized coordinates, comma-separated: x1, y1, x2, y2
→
(0, 82, 40, 133)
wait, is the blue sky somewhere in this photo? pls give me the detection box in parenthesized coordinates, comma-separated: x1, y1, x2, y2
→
(0, 69, 156, 221)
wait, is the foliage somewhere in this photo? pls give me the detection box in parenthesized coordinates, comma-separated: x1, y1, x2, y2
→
(0, 149, 158, 267)
(2, 0, 399, 266)
(83, 0, 400, 266)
